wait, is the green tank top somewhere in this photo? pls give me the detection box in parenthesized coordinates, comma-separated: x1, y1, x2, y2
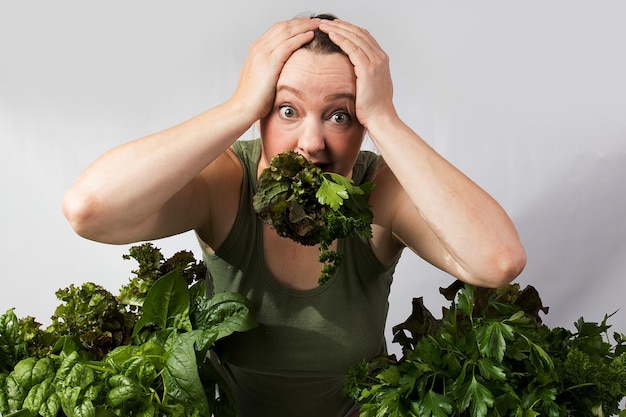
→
(200, 139, 399, 417)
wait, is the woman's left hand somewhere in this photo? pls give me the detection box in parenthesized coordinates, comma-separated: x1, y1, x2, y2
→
(318, 19, 396, 128)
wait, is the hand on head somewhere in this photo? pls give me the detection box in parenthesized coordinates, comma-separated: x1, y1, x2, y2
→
(230, 17, 321, 122)
(231, 15, 395, 130)
(317, 19, 395, 128)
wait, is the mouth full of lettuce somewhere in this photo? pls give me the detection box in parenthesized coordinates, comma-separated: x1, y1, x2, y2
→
(253, 150, 375, 285)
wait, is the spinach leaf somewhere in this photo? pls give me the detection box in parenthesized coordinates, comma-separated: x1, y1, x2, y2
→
(0, 309, 28, 372)
(162, 331, 210, 416)
(133, 270, 192, 337)
(193, 291, 258, 345)
(0, 244, 257, 417)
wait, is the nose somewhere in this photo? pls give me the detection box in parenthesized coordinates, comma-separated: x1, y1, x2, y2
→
(296, 119, 325, 159)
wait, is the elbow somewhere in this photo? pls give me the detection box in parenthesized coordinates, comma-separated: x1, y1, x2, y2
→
(461, 242, 527, 289)
(62, 189, 105, 241)
(62, 189, 147, 245)
(484, 244, 527, 288)
(452, 242, 527, 289)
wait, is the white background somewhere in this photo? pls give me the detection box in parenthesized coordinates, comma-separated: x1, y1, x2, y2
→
(1, 1, 625, 358)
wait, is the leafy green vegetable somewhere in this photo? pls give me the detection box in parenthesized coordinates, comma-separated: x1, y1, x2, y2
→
(345, 281, 626, 417)
(47, 282, 131, 361)
(253, 150, 375, 284)
(118, 243, 206, 313)
(0, 244, 257, 417)
(0, 309, 28, 373)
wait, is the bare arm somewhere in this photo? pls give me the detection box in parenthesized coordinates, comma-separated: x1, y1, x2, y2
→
(62, 103, 252, 244)
(320, 19, 526, 287)
(63, 18, 321, 245)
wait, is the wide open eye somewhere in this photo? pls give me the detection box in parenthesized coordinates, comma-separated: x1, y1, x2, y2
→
(278, 105, 297, 119)
(329, 111, 352, 125)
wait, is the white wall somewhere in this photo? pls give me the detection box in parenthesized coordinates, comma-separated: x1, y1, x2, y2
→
(2, 1, 625, 357)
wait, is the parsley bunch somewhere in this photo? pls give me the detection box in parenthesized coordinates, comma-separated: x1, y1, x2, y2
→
(253, 150, 375, 284)
(345, 281, 626, 417)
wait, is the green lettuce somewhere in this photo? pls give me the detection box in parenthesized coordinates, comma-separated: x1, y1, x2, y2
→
(253, 150, 375, 284)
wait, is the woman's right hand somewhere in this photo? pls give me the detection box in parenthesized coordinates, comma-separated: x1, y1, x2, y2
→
(230, 17, 320, 121)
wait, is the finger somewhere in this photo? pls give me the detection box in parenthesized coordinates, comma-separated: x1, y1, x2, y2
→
(321, 26, 373, 68)
(259, 17, 320, 50)
(319, 19, 382, 59)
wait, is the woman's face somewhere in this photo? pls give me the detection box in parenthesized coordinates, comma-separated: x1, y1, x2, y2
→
(258, 49, 366, 178)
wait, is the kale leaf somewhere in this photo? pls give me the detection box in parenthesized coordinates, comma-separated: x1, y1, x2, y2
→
(253, 150, 375, 284)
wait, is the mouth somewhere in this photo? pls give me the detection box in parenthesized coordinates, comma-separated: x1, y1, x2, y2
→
(314, 162, 332, 172)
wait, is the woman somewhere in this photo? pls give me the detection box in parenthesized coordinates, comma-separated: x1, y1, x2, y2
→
(63, 14, 526, 417)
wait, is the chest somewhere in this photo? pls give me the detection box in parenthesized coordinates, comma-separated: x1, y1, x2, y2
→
(262, 224, 336, 290)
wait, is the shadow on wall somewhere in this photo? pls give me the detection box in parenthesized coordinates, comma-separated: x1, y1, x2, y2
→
(514, 150, 626, 331)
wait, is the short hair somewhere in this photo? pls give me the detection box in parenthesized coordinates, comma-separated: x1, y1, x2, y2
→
(301, 13, 345, 56)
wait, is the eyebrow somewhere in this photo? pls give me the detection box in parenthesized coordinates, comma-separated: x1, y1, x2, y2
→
(276, 85, 355, 103)
(325, 92, 356, 102)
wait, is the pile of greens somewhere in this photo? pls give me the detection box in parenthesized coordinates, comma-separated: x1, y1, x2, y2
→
(345, 281, 626, 417)
(0, 243, 257, 417)
(253, 150, 375, 284)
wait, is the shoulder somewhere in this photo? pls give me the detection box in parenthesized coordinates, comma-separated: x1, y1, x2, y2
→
(200, 147, 243, 187)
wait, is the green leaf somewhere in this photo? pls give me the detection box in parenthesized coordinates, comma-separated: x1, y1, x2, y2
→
(0, 309, 28, 372)
(373, 389, 406, 417)
(519, 383, 554, 412)
(39, 392, 61, 417)
(48, 281, 128, 360)
(53, 351, 80, 385)
(72, 399, 96, 417)
(133, 270, 191, 337)
(323, 172, 351, 188)
(476, 358, 506, 381)
(193, 292, 258, 352)
(457, 285, 475, 318)
(105, 375, 144, 408)
(377, 366, 401, 386)
(420, 390, 453, 417)
(316, 175, 349, 210)
(347, 283, 626, 417)
(253, 150, 374, 283)
(10, 357, 55, 392)
(477, 321, 514, 363)
(22, 377, 58, 416)
(459, 376, 494, 417)
(60, 385, 94, 417)
(162, 331, 210, 417)
(4, 409, 35, 417)
(525, 337, 554, 376)
(63, 362, 94, 391)
(31, 359, 56, 387)
(111, 342, 167, 379)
